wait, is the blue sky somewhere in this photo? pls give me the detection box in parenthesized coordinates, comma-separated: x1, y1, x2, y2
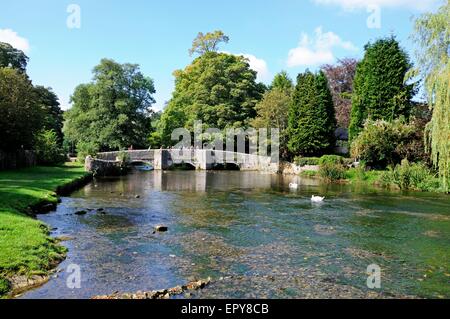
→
(0, 0, 443, 110)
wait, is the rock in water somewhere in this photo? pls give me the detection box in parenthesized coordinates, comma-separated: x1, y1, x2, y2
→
(92, 278, 211, 299)
(155, 225, 168, 232)
(75, 210, 87, 216)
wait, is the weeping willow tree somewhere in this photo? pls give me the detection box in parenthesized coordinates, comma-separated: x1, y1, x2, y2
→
(410, 1, 450, 192)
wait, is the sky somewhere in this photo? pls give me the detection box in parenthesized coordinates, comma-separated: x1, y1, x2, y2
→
(0, 0, 444, 111)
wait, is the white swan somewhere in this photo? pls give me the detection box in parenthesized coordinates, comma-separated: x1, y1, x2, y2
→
(289, 183, 299, 189)
(311, 195, 325, 203)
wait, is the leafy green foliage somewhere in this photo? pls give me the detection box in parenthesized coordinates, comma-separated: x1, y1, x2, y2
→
(270, 71, 294, 92)
(189, 30, 229, 56)
(76, 141, 100, 162)
(64, 59, 156, 157)
(410, 2, 450, 192)
(349, 37, 415, 141)
(0, 277, 10, 296)
(0, 68, 44, 151)
(294, 157, 320, 166)
(252, 74, 292, 159)
(0, 42, 28, 72)
(117, 150, 131, 163)
(157, 52, 265, 146)
(319, 163, 347, 182)
(34, 130, 66, 165)
(380, 160, 440, 191)
(345, 167, 383, 184)
(287, 70, 336, 156)
(299, 170, 318, 178)
(319, 155, 344, 166)
(147, 111, 163, 148)
(351, 119, 427, 168)
(35, 86, 64, 145)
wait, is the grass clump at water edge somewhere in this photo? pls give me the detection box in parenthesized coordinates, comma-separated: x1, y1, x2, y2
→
(0, 164, 89, 297)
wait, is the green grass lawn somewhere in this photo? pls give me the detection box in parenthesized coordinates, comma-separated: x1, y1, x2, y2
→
(0, 163, 89, 296)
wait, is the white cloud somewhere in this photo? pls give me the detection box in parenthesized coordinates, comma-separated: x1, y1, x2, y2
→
(312, 0, 440, 11)
(240, 53, 270, 82)
(0, 29, 30, 53)
(222, 51, 270, 82)
(287, 27, 358, 67)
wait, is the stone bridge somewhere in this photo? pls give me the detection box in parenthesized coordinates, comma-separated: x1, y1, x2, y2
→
(93, 149, 279, 173)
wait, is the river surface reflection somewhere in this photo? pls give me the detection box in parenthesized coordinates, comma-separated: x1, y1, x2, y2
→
(21, 171, 449, 299)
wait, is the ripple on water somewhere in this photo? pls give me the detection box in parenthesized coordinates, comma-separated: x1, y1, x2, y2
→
(20, 171, 450, 299)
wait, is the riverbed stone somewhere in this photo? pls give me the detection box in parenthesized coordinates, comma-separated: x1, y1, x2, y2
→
(155, 225, 168, 232)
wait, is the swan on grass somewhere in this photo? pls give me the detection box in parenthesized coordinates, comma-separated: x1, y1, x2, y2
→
(311, 195, 325, 203)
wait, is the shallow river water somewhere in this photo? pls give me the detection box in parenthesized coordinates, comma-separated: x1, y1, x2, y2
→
(22, 171, 449, 299)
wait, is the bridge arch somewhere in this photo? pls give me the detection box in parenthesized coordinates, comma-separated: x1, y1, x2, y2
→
(93, 149, 279, 173)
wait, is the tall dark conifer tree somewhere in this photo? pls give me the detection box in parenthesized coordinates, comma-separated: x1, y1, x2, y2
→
(288, 70, 336, 156)
(349, 36, 414, 141)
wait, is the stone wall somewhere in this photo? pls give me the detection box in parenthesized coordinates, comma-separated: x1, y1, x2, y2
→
(279, 161, 320, 175)
(96, 150, 154, 161)
(0, 150, 36, 170)
(84, 156, 127, 176)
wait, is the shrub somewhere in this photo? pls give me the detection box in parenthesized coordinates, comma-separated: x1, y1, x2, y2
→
(319, 155, 344, 166)
(294, 157, 320, 166)
(380, 159, 440, 191)
(34, 130, 66, 165)
(117, 150, 131, 164)
(352, 163, 369, 181)
(351, 119, 426, 169)
(319, 163, 347, 182)
(300, 170, 318, 178)
(76, 141, 99, 162)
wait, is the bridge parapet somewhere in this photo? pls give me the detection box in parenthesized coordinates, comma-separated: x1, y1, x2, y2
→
(96, 150, 154, 162)
(95, 149, 279, 173)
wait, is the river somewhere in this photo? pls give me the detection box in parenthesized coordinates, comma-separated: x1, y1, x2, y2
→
(21, 170, 449, 299)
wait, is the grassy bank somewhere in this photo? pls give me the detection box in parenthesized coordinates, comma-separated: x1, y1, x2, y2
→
(300, 166, 444, 193)
(300, 168, 379, 182)
(0, 163, 90, 297)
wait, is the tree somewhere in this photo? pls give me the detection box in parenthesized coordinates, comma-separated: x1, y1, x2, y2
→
(0, 42, 28, 72)
(410, 1, 450, 192)
(189, 30, 229, 56)
(321, 58, 357, 128)
(157, 52, 265, 145)
(34, 86, 64, 144)
(64, 59, 156, 156)
(0, 68, 43, 150)
(349, 37, 415, 141)
(252, 72, 293, 159)
(34, 129, 66, 165)
(287, 70, 336, 156)
(270, 71, 294, 92)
